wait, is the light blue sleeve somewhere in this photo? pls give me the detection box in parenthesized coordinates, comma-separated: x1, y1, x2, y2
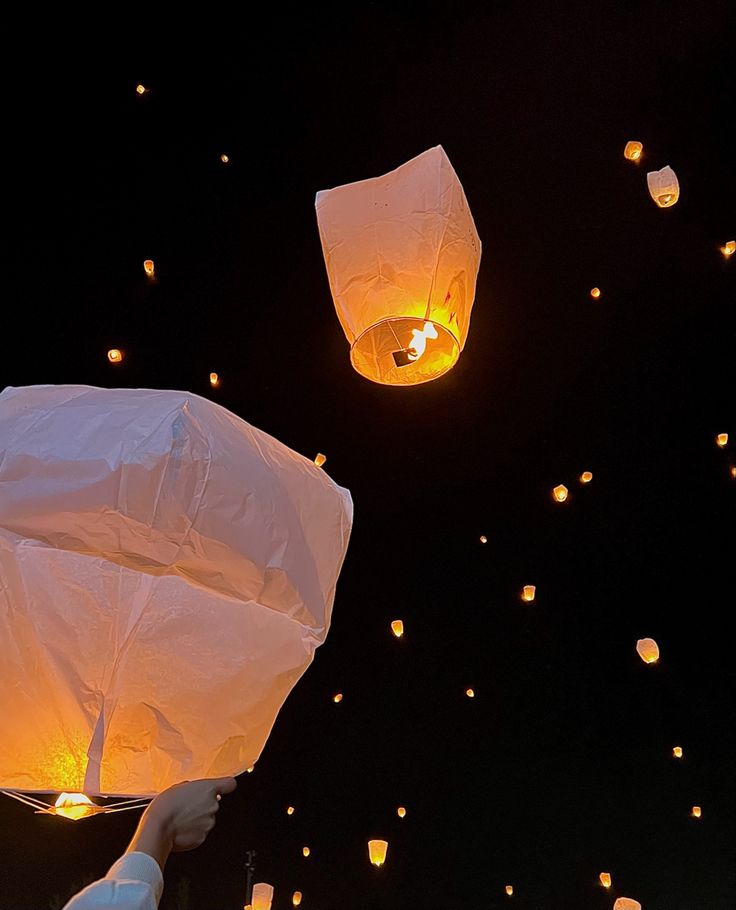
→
(62, 852, 164, 910)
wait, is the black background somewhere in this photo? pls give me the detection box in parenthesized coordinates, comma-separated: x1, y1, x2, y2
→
(1, 3, 734, 908)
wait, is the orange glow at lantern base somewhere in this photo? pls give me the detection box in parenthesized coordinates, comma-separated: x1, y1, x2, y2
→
(52, 792, 98, 821)
(351, 317, 460, 386)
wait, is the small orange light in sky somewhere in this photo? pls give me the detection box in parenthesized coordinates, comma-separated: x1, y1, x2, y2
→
(136, 84, 147, 95)
(624, 141, 643, 161)
(221, 154, 230, 164)
(716, 433, 728, 447)
(553, 484, 568, 502)
(521, 585, 536, 603)
(599, 872, 612, 889)
(580, 471, 593, 483)
(673, 746, 683, 758)
(391, 620, 404, 638)
(107, 349, 123, 364)
(466, 688, 475, 698)
(590, 287, 602, 299)
(143, 259, 155, 278)
(314, 453, 327, 467)
(720, 240, 735, 258)
(333, 692, 343, 703)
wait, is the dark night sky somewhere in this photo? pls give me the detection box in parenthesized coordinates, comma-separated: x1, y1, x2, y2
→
(1, 3, 735, 908)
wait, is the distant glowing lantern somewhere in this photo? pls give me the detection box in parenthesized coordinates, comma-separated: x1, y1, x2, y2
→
(252, 883, 274, 910)
(333, 692, 343, 703)
(692, 805, 702, 818)
(647, 165, 680, 208)
(553, 484, 568, 503)
(0, 385, 352, 806)
(107, 348, 123, 364)
(716, 433, 728, 447)
(624, 140, 643, 161)
(521, 585, 536, 602)
(287, 805, 295, 815)
(636, 638, 660, 664)
(246, 765, 255, 773)
(614, 900, 641, 910)
(316, 145, 481, 386)
(731, 466, 736, 479)
(209, 372, 220, 387)
(720, 240, 735, 258)
(292, 893, 302, 907)
(599, 872, 612, 889)
(391, 620, 404, 638)
(302, 846, 311, 857)
(314, 453, 327, 467)
(143, 259, 155, 278)
(397, 806, 406, 818)
(505, 884, 514, 896)
(580, 471, 593, 483)
(221, 154, 230, 164)
(135, 84, 146, 95)
(368, 839, 388, 867)
(673, 746, 683, 758)
(590, 287, 602, 299)
(466, 688, 475, 698)
(480, 535, 488, 544)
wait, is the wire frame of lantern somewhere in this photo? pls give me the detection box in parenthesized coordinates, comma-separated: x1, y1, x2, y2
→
(716, 433, 728, 447)
(624, 140, 643, 162)
(636, 638, 660, 664)
(647, 165, 680, 208)
(614, 900, 642, 910)
(0, 789, 148, 822)
(391, 619, 404, 638)
(292, 892, 302, 907)
(599, 872, 612, 889)
(252, 883, 274, 910)
(316, 146, 481, 386)
(521, 585, 536, 603)
(107, 348, 123, 364)
(552, 484, 569, 503)
(368, 839, 388, 867)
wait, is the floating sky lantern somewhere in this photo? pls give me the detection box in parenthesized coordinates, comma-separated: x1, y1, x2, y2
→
(480, 535, 488, 544)
(720, 240, 735, 258)
(580, 471, 593, 483)
(333, 692, 343, 703)
(221, 154, 230, 164)
(302, 846, 311, 857)
(505, 885, 514, 896)
(553, 484, 568, 502)
(397, 806, 406, 818)
(599, 872, 612, 889)
(107, 348, 123, 364)
(692, 805, 702, 818)
(368, 839, 388, 867)
(316, 146, 481, 386)
(314, 453, 327, 467)
(252, 883, 274, 910)
(292, 892, 302, 907)
(614, 900, 642, 910)
(673, 746, 683, 758)
(209, 372, 220, 387)
(135, 84, 146, 95)
(636, 638, 660, 664)
(287, 805, 295, 815)
(143, 259, 155, 278)
(647, 165, 680, 207)
(731, 466, 736, 479)
(0, 385, 352, 808)
(716, 433, 728, 447)
(624, 140, 643, 161)
(391, 620, 404, 638)
(590, 287, 602, 299)
(466, 687, 475, 698)
(246, 765, 255, 773)
(521, 585, 536, 603)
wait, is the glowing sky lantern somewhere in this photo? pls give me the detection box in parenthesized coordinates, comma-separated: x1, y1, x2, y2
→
(0, 385, 352, 808)
(287, 805, 295, 815)
(302, 846, 311, 857)
(521, 585, 536, 602)
(246, 765, 255, 773)
(135, 84, 146, 95)
(721, 240, 735, 258)
(314, 453, 327, 467)
(580, 471, 593, 483)
(624, 140, 643, 161)
(333, 692, 343, 703)
(692, 805, 702, 818)
(716, 433, 728, 447)
(480, 535, 488, 544)
(397, 806, 406, 818)
(368, 839, 388, 867)
(391, 619, 404, 638)
(209, 372, 220, 387)
(599, 872, 612, 889)
(673, 746, 683, 758)
(466, 687, 475, 698)
(292, 892, 302, 907)
(505, 885, 514, 896)
(636, 638, 660, 664)
(107, 348, 123, 364)
(316, 146, 481, 386)
(553, 484, 569, 502)
(143, 259, 155, 278)
(614, 900, 642, 910)
(221, 154, 230, 164)
(590, 287, 602, 299)
(252, 883, 274, 910)
(647, 165, 680, 207)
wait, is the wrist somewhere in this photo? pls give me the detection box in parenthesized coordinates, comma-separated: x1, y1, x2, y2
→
(128, 808, 174, 871)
